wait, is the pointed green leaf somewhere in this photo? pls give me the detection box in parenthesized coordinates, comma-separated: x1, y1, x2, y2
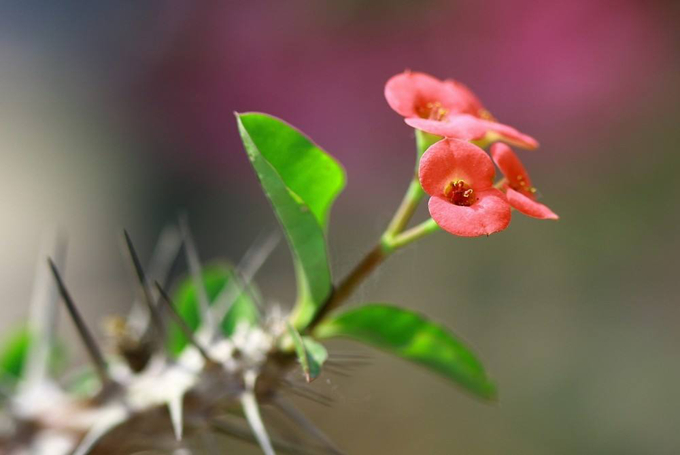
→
(237, 113, 345, 229)
(302, 336, 328, 382)
(168, 263, 259, 355)
(0, 327, 32, 385)
(287, 323, 311, 381)
(314, 304, 496, 399)
(286, 323, 327, 382)
(236, 113, 345, 329)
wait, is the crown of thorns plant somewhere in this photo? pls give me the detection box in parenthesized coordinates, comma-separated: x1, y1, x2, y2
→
(0, 71, 558, 455)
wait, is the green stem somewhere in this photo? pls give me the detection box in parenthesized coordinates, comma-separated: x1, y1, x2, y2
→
(493, 178, 507, 190)
(307, 244, 386, 328)
(308, 216, 440, 329)
(383, 178, 425, 239)
(386, 218, 440, 251)
(383, 129, 439, 240)
(305, 131, 441, 331)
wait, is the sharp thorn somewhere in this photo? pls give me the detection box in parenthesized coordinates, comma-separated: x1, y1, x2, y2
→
(325, 361, 371, 372)
(210, 418, 322, 455)
(47, 258, 112, 387)
(234, 229, 281, 308)
(178, 215, 216, 335)
(212, 230, 280, 324)
(273, 396, 344, 455)
(127, 224, 183, 337)
(320, 365, 351, 378)
(71, 407, 128, 455)
(241, 371, 276, 455)
(122, 230, 166, 341)
(155, 282, 213, 363)
(23, 232, 67, 387)
(327, 352, 372, 360)
(239, 230, 281, 282)
(285, 389, 332, 407)
(278, 380, 333, 408)
(168, 394, 184, 441)
(211, 270, 252, 329)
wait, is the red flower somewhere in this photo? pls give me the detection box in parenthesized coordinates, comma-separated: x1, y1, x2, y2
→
(491, 143, 558, 220)
(419, 139, 512, 237)
(385, 71, 538, 150)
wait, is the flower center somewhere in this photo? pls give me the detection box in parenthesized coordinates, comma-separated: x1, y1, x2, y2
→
(416, 101, 448, 121)
(477, 108, 496, 121)
(510, 175, 537, 197)
(444, 180, 476, 206)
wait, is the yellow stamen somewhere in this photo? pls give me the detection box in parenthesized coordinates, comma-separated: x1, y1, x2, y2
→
(478, 108, 496, 121)
(444, 180, 476, 207)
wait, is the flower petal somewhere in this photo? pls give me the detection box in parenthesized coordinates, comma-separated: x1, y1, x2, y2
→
(406, 115, 538, 150)
(484, 122, 539, 150)
(506, 188, 559, 220)
(419, 138, 495, 197)
(385, 71, 467, 118)
(428, 189, 511, 237)
(406, 115, 487, 140)
(443, 79, 485, 115)
(490, 143, 531, 188)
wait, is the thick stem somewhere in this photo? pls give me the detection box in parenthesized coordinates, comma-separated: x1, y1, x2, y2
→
(308, 244, 386, 328)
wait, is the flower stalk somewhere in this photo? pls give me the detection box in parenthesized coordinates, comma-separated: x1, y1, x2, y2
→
(383, 177, 425, 240)
(385, 218, 440, 251)
(307, 133, 440, 330)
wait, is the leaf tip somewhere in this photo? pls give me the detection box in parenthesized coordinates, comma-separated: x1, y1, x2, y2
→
(480, 380, 498, 402)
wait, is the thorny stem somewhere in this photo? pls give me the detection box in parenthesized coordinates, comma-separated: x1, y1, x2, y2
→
(306, 132, 442, 331)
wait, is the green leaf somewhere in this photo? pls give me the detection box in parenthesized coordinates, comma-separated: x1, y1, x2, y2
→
(168, 263, 259, 355)
(236, 113, 345, 329)
(0, 327, 67, 389)
(286, 323, 328, 382)
(302, 336, 328, 382)
(237, 113, 345, 229)
(287, 323, 311, 381)
(0, 327, 32, 385)
(0, 324, 68, 392)
(314, 304, 496, 399)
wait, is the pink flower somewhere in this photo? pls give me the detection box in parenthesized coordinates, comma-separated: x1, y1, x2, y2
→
(385, 71, 538, 150)
(419, 138, 512, 237)
(490, 143, 558, 220)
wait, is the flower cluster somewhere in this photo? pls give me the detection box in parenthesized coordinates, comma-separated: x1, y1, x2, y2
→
(385, 70, 558, 237)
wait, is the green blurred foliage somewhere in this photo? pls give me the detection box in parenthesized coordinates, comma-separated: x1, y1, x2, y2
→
(168, 263, 259, 355)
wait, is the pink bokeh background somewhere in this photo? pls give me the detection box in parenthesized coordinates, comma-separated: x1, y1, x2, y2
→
(1, 1, 679, 453)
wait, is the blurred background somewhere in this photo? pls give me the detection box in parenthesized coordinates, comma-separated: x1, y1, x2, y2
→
(1, 0, 680, 453)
